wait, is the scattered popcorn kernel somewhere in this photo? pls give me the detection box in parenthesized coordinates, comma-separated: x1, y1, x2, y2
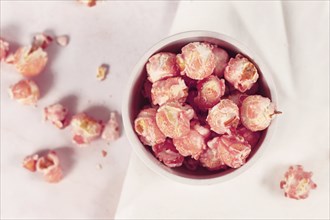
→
(96, 64, 109, 81)
(36, 151, 63, 183)
(194, 75, 226, 110)
(224, 54, 259, 92)
(13, 45, 48, 77)
(240, 95, 280, 131)
(0, 38, 9, 61)
(56, 35, 69, 47)
(179, 42, 216, 80)
(22, 154, 39, 172)
(77, 0, 97, 7)
(70, 113, 103, 145)
(212, 47, 229, 77)
(32, 33, 53, 50)
(280, 165, 317, 200)
(236, 126, 261, 147)
(146, 52, 179, 83)
(152, 139, 184, 168)
(102, 112, 120, 142)
(8, 79, 40, 105)
(199, 137, 227, 171)
(183, 157, 200, 171)
(134, 108, 166, 146)
(43, 103, 69, 129)
(206, 99, 240, 134)
(151, 77, 188, 106)
(156, 102, 195, 138)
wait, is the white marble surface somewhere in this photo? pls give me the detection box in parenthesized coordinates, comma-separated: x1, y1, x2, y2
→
(115, 1, 330, 219)
(0, 1, 178, 219)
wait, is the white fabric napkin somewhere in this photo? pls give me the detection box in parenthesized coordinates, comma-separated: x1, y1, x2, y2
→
(115, 1, 329, 219)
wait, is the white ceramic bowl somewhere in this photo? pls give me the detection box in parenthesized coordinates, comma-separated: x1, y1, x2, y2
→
(122, 31, 278, 185)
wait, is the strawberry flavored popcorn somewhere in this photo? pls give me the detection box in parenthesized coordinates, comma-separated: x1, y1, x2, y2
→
(43, 104, 69, 129)
(206, 99, 240, 135)
(240, 95, 278, 131)
(13, 45, 48, 77)
(224, 54, 259, 92)
(199, 137, 227, 171)
(0, 38, 9, 61)
(183, 157, 200, 171)
(102, 112, 120, 142)
(156, 102, 195, 138)
(194, 75, 225, 110)
(70, 113, 103, 145)
(236, 126, 260, 147)
(280, 165, 317, 200)
(151, 77, 188, 106)
(36, 151, 63, 183)
(146, 52, 179, 83)
(134, 108, 166, 146)
(78, 0, 97, 7)
(152, 139, 184, 168)
(32, 33, 53, 50)
(23, 154, 39, 172)
(227, 91, 248, 108)
(173, 122, 210, 160)
(178, 42, 216, 80)
(8, 79, 40, 105)
(212, 47, 229, 77)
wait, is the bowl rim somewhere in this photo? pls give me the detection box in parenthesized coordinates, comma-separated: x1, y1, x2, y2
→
(122, 30, 278, 185)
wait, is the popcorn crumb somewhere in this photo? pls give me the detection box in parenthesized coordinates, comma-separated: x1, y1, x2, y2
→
(56, 35, 69, 47)
(96, 64, 109, 81)
(101, 150, 107, 157)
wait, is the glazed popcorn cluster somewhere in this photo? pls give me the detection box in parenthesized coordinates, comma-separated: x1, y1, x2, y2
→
(134, 42, 279, 171)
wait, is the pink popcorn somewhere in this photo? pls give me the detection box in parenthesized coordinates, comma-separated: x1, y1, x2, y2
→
(152, 139, 184, 168)
(212, 47, 229, 77)
(236, 126, 261, 147)
(146, 52, 179, 83)
(0, 38, 9, 61)
(23, 154, 39, 172)
(43, 103, 69, 129)
(134, 108, 166, 146)
(156, 102, 195, 138)
(206, 99, 240, 134)
(8, 79, 40, 105)
(240, 95, 279, 131)
(227, 91, 248, 108)
(194, 75, 226, 110)
(183, 157, 200, 171)
(77, 0, 97, 7)
(70, 113, 103, 145)
(280, 165, 317, 200)
(173, 122, 210, 160)
(178, 42, 216, 80)
(199, 137, 227, 171)
(32, 33, 53, 50)
(224, 54, 259, 92)
(36, 151, 63, 183)
(13, 45, 48, 77)
(151, 77, 188, 106)
(102, 112, 120, 142)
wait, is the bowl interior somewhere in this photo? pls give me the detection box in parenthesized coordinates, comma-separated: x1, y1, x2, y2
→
(125, 32, 276, 183)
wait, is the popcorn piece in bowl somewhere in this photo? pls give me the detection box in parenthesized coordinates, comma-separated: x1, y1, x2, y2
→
(43, 103, 69, 129)
(13, 45, 48, 77)
(224, 54, 259, 92)
(134, 107, 166, 146)
(70, 113, 103, 145)
(227, 91, 248, 108)
(8, 79, 40, 105)
(183, 157, 200, 171)
(280, 165, 317, 200)
(212, 47, 229, 77)
(152, 139, 184, 168)
(199, 137, 227, 171)
(102, 112, 120, 142)
(179, 42, 216, 80)
(146, 52, 179, 83)
(194, 75, 226, 110)
(36, 151, 63, 183)
(151, 77, 188, 106)
(155, 102, 195, 138)
(240, 95, 280, 131)
(0, 38, 9, 61)
(173, 121, 210, 160)
(32, 33, 53, 50)
(206, 99, 240, 135)
(23, 154, 39, 172)
(236, 126, 260, 147)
